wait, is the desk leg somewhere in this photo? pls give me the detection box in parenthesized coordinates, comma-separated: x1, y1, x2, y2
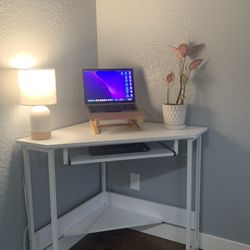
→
(23, 148, 37, 250)
(48, 150, 59, 250)
(186, 139, 193, 250)
(194, 136, 202, 249)
(101, 162, 107, 204)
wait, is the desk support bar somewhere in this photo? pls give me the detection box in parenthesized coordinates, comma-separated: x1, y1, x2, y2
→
(174, 140, 179, 155)
(194, 136, 202, 248)
(48, 150, 59, 250)
(63, 148, 69, 165)
(186, 139, 193, 250)
(23, 148, 37, 250)
(101, 162, 108, 205)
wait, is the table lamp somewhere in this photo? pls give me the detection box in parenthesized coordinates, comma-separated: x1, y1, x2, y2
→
(18, 69, 57, 140)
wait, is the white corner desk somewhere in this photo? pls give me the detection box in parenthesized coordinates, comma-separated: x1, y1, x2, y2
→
(17, 122, 207, 250)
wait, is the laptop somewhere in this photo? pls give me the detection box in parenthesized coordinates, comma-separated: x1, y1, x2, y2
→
(83, 68, 138, 113)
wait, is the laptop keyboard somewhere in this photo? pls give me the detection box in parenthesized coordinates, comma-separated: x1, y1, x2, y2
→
(88, 104, 138, 113)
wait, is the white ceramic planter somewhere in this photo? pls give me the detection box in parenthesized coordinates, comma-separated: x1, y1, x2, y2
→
(162, 104, 187, 129)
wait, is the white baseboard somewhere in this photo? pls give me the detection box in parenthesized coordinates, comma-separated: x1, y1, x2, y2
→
(134, 223, 250, 250)
(200, 233, 250, 250)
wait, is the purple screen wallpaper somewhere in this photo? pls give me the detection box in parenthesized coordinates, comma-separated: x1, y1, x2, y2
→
(83, 69, 135, 103)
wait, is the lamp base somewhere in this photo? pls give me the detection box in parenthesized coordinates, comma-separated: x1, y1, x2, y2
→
(31, 131, 51, 140)
(30, 106, 52, 140)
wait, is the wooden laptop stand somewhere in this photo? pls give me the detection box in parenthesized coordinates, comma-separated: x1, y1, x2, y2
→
(86, 108, 144, 134)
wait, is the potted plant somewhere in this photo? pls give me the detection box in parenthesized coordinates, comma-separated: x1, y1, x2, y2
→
(163, 43, 204, 129)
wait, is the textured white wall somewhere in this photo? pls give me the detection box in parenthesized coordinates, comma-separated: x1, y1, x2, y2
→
(0, 1, 97, 249)
(96, 0, 250, 244)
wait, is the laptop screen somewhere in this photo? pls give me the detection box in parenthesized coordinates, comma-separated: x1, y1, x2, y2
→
(83, 69, 135, 104)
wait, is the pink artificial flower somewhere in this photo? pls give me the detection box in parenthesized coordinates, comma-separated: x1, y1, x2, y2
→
(178, 44, 189, 57)
(165, 42, 205, 105)
(170, 43, 188, 58)
(189, 59, 204, 71)
(166, 72, 175, 83)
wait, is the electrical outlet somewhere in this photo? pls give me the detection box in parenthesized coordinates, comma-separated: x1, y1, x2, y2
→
(130, 173, 140, 191)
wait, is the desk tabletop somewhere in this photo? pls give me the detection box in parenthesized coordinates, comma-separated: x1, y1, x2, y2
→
(17, 122, 208, 149)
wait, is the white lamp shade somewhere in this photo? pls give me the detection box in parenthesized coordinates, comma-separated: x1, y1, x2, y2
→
(18, 69, 57, 105)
